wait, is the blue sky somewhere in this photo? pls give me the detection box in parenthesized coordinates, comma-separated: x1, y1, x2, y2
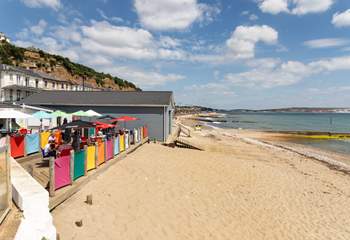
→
(1, 0, 350, 109)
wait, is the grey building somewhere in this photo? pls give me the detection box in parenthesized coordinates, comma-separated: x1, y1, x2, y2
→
(20, 91, 175, 141)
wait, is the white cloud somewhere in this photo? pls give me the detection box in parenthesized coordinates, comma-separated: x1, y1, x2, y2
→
(107, 66, 185, 87)
(134, 0, 219, 31)
(30, 19, 47, 35)
(226, 25, 278, 59)
(249, 14, 259, 21)
(21, 0, 60, 10)
(80, 21, 191, 61)
(225, 60, 311, 87)
(309, 56, 350, 72)
(185, 83, 235, 96)
(54, 25, 81, 42)
(96, 8, 124, 23)
(308, 86, 350, 94)
(224, 55, 350, 88)
(291, 0, 334, 15)
(81, 21, 157, 60)
(304, 38, 349, 49)
(259, 0, 289, 14)
(159, 36, 182, 48)
(332, 9, 350, 27)
(258, 0, 334, 15)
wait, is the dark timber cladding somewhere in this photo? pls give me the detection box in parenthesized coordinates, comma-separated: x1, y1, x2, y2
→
(20, 91, 175, 141)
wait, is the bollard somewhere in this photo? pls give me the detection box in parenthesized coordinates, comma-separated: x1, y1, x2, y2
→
(86, 194, 93, 205)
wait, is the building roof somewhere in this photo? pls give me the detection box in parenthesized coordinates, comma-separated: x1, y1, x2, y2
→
(33, 71, 68, 83)
(0, 102, 22, 109)
(0, 64, 71, 83)
(2, 84, 41, 92)
(0, 64, 42, 78)
(19, 91, 174, 107)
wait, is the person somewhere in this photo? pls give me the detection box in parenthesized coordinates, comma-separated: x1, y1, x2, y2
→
(63, 118, 68, 125)
(71, 130, 81, 152)
(48, 133, 56, 142)
(44, 143, 56, 158)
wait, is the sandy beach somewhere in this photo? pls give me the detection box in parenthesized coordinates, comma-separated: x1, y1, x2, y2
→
(52, 119, 350, 240)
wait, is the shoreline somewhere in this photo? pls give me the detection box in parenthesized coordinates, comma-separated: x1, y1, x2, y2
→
(178, 114, 350, 171)
(187, 113, 350, 135)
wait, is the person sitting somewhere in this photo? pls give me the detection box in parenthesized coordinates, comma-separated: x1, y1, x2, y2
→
(44, 143, 56, 158)
(48, 133, 56, 143)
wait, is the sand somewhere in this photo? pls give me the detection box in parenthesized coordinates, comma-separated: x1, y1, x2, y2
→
(52, 123, 350, 240)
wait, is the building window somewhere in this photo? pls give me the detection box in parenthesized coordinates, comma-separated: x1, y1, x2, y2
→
(9, 89, 13, 101)
(44, 81, 48, 88)
(61, 83, 64, 89)
(9, 74, 13, 81)
(25, 91, 30, 97)
(52, 82, 55, 88)
(16, 75, 20, 85)
(35, 80, 39, 88)
(16, 90, 21, 101)
(25, 77, 29, 87)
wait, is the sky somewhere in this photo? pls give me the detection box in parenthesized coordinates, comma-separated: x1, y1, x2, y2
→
(1, 0, 350, 109)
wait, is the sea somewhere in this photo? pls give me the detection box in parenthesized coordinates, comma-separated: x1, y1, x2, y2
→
(209, 112, 350, 156)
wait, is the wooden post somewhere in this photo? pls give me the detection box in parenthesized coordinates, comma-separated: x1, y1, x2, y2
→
(103, 139, 107, 162)
(23, 135, 27, 157)
(84, 145, 88, 176)
(94, 142, 99, 168)
(38, 131, 41, 153)
(127, 132, 130, 149)
(112, 136, 115, 157)
(70, 150, 74, 184)
(6, 136, 12, 209)
(86, 194, 93, 205)
(49, 156, 55, 197)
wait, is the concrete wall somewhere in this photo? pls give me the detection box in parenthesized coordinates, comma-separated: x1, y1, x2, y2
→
(41, 105, 168, 141)
(11, 159, 56, 240)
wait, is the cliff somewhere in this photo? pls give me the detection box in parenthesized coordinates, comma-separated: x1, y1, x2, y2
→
(0, 40, 140, 91)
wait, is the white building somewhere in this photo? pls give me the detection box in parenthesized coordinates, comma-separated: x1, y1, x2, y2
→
(0, 32, 10, 43)
(0, 64, 96, 102)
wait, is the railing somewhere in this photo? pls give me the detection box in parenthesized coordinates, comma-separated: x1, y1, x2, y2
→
(178, 123, 191, 137)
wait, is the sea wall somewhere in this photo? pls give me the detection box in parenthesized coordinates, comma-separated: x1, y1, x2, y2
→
(11, 159, 56, 240)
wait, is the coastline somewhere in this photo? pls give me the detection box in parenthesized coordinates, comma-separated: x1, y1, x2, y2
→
(182, 113, 350, 165)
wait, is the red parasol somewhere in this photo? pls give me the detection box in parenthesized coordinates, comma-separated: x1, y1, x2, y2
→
(94, 121, 115, 130)
(110, 116, 139, 123)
